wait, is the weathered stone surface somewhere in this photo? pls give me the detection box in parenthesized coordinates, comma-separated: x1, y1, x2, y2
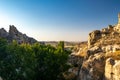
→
(105, 58, 120, 80)
(79, 53, 105, 80)
(87, 46, 102, 55)
(88, 30, 101, 48)
(113, 61, 120, 80)
(105, 58, 114, 80)
(101, 45, 120, 53)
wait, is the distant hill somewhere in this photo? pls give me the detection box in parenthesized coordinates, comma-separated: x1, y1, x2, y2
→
(41, 41, 81, 47)
(0, 25, 37, 44)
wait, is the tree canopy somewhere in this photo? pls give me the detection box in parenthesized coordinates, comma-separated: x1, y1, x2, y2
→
(0, 38, 71, 80)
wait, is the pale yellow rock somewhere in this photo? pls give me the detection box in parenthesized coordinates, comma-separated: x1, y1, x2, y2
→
(113, 61, 120, 80)
(105, 58, 115, 80)
(105, 58, 120, 80)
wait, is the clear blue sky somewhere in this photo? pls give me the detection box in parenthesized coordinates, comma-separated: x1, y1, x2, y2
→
(0, 0, 120, 41)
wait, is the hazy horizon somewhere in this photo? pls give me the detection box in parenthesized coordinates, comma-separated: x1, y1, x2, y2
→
(0, 0, 120, 41)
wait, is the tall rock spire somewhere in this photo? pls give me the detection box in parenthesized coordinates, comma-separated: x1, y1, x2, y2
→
(115, 13, 120, 31)
(118, 13, 120, 24)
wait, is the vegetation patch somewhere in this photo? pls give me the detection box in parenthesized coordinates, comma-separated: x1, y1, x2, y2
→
(0, 38, 71, 80)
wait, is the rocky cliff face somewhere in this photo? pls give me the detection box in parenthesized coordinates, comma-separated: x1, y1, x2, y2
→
(81, 27, 120, 80)
(0, 25, 37, 44)
(69, 14, 120, 80)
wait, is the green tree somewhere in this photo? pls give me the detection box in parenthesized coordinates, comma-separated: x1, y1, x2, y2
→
(0, 38, 7, 60)
(34, 41, 70, 80)
(0, 38, 71, 80)
(57, 41, 64, 52)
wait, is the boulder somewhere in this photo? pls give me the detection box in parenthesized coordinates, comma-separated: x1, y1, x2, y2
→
(88, 30, 101, 48)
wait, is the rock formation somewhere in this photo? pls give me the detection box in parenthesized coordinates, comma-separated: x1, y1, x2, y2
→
(80, 53, 105, 80)
(88, 25, 115, 48)
(69, 13, 120, 80)
(0, 28, 8, 38)
(0, 25, 37, 44)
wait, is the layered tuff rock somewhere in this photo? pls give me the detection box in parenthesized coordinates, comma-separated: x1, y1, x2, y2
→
(105, 58, 120, 80)
(0, 25, 37, 44)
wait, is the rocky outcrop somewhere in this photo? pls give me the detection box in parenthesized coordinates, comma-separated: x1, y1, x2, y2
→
(8, 25, 37, 43)
(88, 30, 101, 48)
(68, 13, 120, 80)
(88, 25, 116, 48)
(0, 25, 37, 44)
